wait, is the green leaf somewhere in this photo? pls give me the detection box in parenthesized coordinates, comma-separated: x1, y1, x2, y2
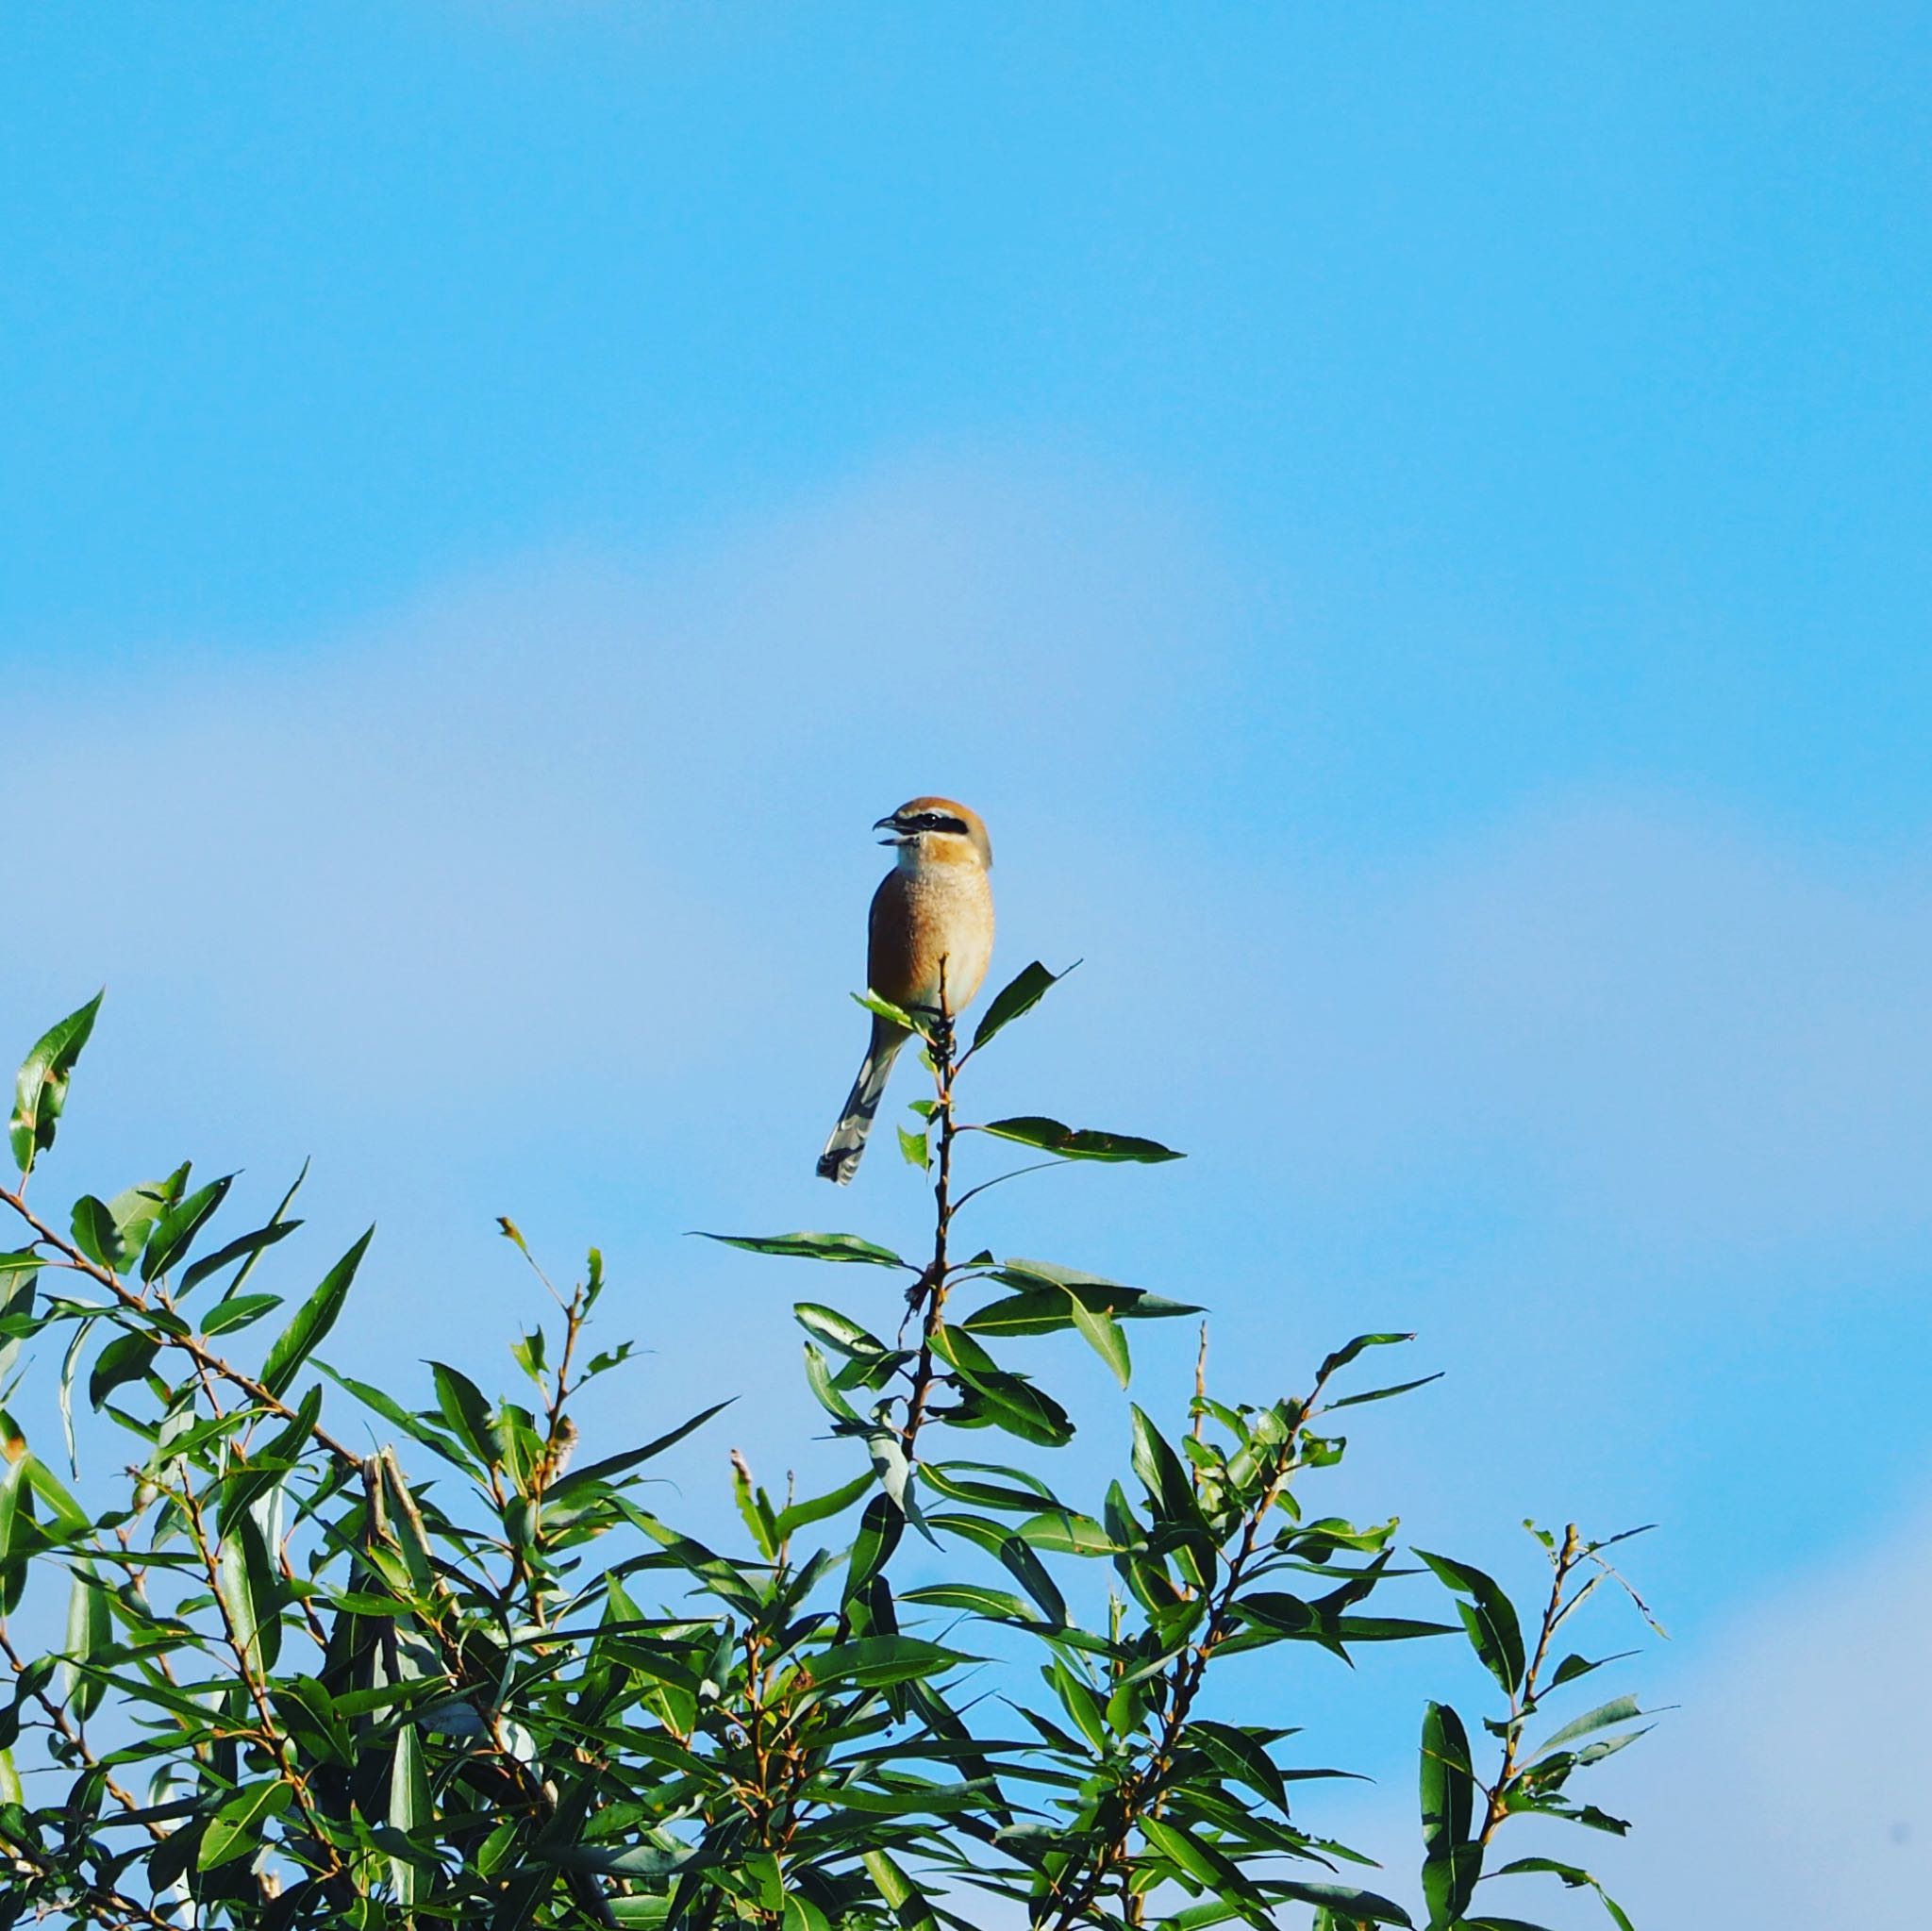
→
(899, 1582, 1039, 1621)
(978, 1116, 1184, 1163)
(1015, 1507, 1118, 1556)
(995, 1531, 1067, 1624)
(997, 1257, 1203, 1318)
(1140, 1815, 1263, 1907)
(216, 1514, 280, 1677)
(389, 1723, 431, 1903)
(180, 1217, 303, 1295)
(1068, 1297, 1130, 1387)
(929, 1325, 1074, 1446)
(259, 1226, 372, 1397)
(430, 1359, 497, 1464)
(1318, 1332, 1415, 1380)
(811, 1634, 974, 1687)
(201, 1292, 284, 1337)
(69, 1196, 126, 1270)
(141, 1174, 235, 1282)
(1416, 1549, 1527, 1696)
(853, 988, 930, 1036)
(793, 1303, 889, 1357)
(103, 1170, 187, 1270)
(1130, 1404, 1203, 1531)
(897, 1125, 930, 1169)
(861, 1849, 941, 1931)
(546, 1400, 735, 1504)
(59, 1560, 110, 1720)
(699, 1230, 909, 1268)
(9, 991, 103, 1175)
(1488, 1857, 1636, 1931)
(772, 1469, 874, 1541)
(783, 1893, 832, 1931)
(1532, 1695, 1648, 1757)
(1326, 1372, 1446, 1409)
(1421, 1700, 1480, 1928)
(803, 1340, 862, 1422)
(21, 1454, 91, 1535)
(1274, 1881, 1413, 1924)
(220, 1384, 322, 1532)
(89, 1330, 158, 1409)
(1549, 1650, 1636, 1690)
(969, 958, 1075, 1051)
(845, 1492, 903, 1601)
(541, 1841, 699, 1877)
(732, 1454, 778, 1557)
(1188, 1719, 1290, 1813)
(198, 1777, 291, 1868)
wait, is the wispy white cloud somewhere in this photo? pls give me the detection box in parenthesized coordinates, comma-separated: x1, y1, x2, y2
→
(1086, 799, 1932, 1245)
(5, 449, 1927, 1917)
(1612, 1505, 1932, 1928)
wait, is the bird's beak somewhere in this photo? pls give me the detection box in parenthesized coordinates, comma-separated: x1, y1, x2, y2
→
(874, 814, 905, 845)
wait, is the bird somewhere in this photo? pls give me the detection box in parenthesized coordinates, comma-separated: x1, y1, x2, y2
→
(817, 796, 995, 1184)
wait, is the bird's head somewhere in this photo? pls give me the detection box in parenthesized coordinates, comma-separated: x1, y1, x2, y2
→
(874, 796, 992, 870)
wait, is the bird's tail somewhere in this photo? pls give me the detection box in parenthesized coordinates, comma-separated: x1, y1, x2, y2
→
(816, 1023, 908, 1184)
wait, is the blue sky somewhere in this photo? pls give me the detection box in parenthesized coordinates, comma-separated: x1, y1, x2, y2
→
(6, 6, 1930, 1923)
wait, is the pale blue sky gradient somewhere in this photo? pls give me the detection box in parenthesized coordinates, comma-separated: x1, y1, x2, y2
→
(5, 7, 1930, 1923)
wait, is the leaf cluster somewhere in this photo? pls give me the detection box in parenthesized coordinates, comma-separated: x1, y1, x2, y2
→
(0, 977, 1657, 1930)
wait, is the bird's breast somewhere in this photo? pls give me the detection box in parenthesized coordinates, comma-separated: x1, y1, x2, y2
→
(869, 863, 995, 1016)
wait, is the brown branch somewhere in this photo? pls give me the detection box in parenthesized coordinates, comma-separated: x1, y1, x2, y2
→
(0, 1623, 163, 1840)
(900, 973, 959, 1465)
(1480, 1522, 1582, 1845)
(0, 1186, 363, 1472)
(170, 1478, 351, 1889)
(1042, 1367, 1343, 1930)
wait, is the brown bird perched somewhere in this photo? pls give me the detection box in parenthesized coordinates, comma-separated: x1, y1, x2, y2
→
(817, 796, 995, 1184)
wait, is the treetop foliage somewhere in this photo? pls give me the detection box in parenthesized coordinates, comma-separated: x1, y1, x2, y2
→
(0, 972, 1656, 1928)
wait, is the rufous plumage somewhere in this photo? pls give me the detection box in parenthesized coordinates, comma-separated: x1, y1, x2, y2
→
(817, 797, 995, 1184)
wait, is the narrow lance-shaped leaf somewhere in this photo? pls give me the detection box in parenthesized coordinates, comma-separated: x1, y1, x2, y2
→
(978, 1116, 1185, 1164)
(141, 1173, 235, 1283)
(260, 1226, 372, 1398)
(9, 990, 103, 1175)
(89, 1330, 158, 1410)
(389, 1722, 431, 1905)
(430, 1360, 496, 1465)
(69, 1196, 125, 1270)
(929, 1324, 1074, 1447)
(1488, 1856, 1638, 1931)
(772, 1468, 874, 1541)
(697, 1230, 910, 1268)
(1068, 1296, 1130, 1388)
(793, 1303, 889, 1357)
(198, 1778, 291, 1870)
(180, 1216, 303, 1297)
(1421, 1700, 1480, 1928)
(811, 1634, 975, 1688)
(969, 958, 1076, 1052)
(1531, 1694, 1651, 1757)
(845, 1492, 903, 1602)
(1317, 1332, 1415, 1381)
(853, 988, 932, 1037)
(545, 1398, 735, 1504)
(59, 1560, 109, 1721)
(1416, 1548, 1527, 1696)
(862, 1850, 941, 1931)
(215, 1513, 281, 1677)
